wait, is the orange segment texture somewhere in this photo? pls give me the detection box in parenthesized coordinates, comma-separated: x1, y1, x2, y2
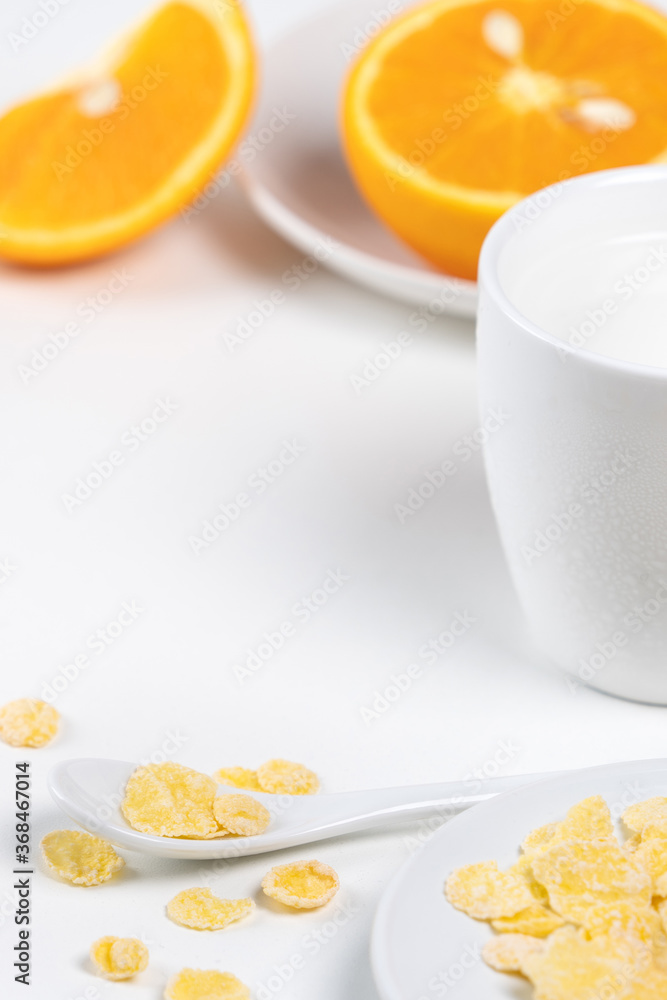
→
(342, 0, 667, 279)
(0, 0, 255, 264)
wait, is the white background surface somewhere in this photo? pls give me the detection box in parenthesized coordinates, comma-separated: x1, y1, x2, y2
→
(1, 1, 667, 999)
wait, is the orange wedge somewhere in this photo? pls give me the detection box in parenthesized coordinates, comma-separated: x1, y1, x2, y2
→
(342, 0, 667, 280)
(0, 0, 255, 264)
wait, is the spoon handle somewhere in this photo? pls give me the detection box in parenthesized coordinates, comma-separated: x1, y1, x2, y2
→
(296, 770, 562, 840)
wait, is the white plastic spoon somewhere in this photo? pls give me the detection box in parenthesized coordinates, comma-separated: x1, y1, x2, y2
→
(48, 758, 558, 860)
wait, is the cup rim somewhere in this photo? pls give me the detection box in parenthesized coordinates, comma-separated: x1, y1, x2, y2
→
(478, 164, 667, 381)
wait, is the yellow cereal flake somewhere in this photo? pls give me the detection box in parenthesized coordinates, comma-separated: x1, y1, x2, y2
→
(0, 698, 59, 747)
(180, 829, 229, 840)
(164, 968, 250, 1000)
(521, 823, 558, 858)
(262, 860, 339, 909)
(213, 767, 262, 792)
(521, 798, 613, 863)
(482, 932, 545, 972)
(521, 925, 638, 998)
(625, 966, 667, 998)
(492, 903, 565, 937)
(625, 832, 644, 854)
(531, 838, 651, 923)
(653, 929, 667, 975)
(557, 795, 615, 843)
(509, 856, 550, 905)
(213, 793, 270, 836)
(445, 861, 534, 920)
(41, 830, 125, 886)
(166, 888, 254, 930)
(623, 798, 667, 835)
(581, 900, 663, 946)
(656, 873, 667, 898)
(257, 759, 319, 795)
(122, 762, 217, 838)
(633, 828, 667, 885)
(90, 936, 148, 980)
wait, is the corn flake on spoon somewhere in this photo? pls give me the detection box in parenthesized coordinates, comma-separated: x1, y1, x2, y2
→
(47, 758, 560, 860)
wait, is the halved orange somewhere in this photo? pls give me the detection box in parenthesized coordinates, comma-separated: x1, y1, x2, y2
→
(342, 0, 667, 280)
(0, 0, 255, 264)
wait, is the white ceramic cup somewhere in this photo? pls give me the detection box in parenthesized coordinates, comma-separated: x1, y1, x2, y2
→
(477, 165, 667, 704)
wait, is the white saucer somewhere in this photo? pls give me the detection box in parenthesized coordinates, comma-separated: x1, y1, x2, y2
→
(241, 0, 478, 316)
(371, 757, 667, 1000)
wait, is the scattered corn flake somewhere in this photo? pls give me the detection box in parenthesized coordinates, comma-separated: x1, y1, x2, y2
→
(166, 887, 254, 930)
(164, 968, 250, 1000)
(557, 795, 615, 843)
(521, 822, 558, 858)
(482, 932, 545, 972)
(445, 860, 534, 920)
(122, 762, 217, 838)
(90, 936, 148, 980)
(581, 900, 662, 947)
(509, 855, 550, 905)
(521, 925, 638, 998)
(656, 873, 667, 898)
(213, 767, 262, 792)
(41, 830, 125, 886)
(491, 903, 564, 937)
(532, 838, 651, 923)
(623, 798, 667, 835)
(213, 793, 270, 837)
(257, 758, 319, 795)
(262, 860, 339, 909)
(0, 698, 59, 747)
